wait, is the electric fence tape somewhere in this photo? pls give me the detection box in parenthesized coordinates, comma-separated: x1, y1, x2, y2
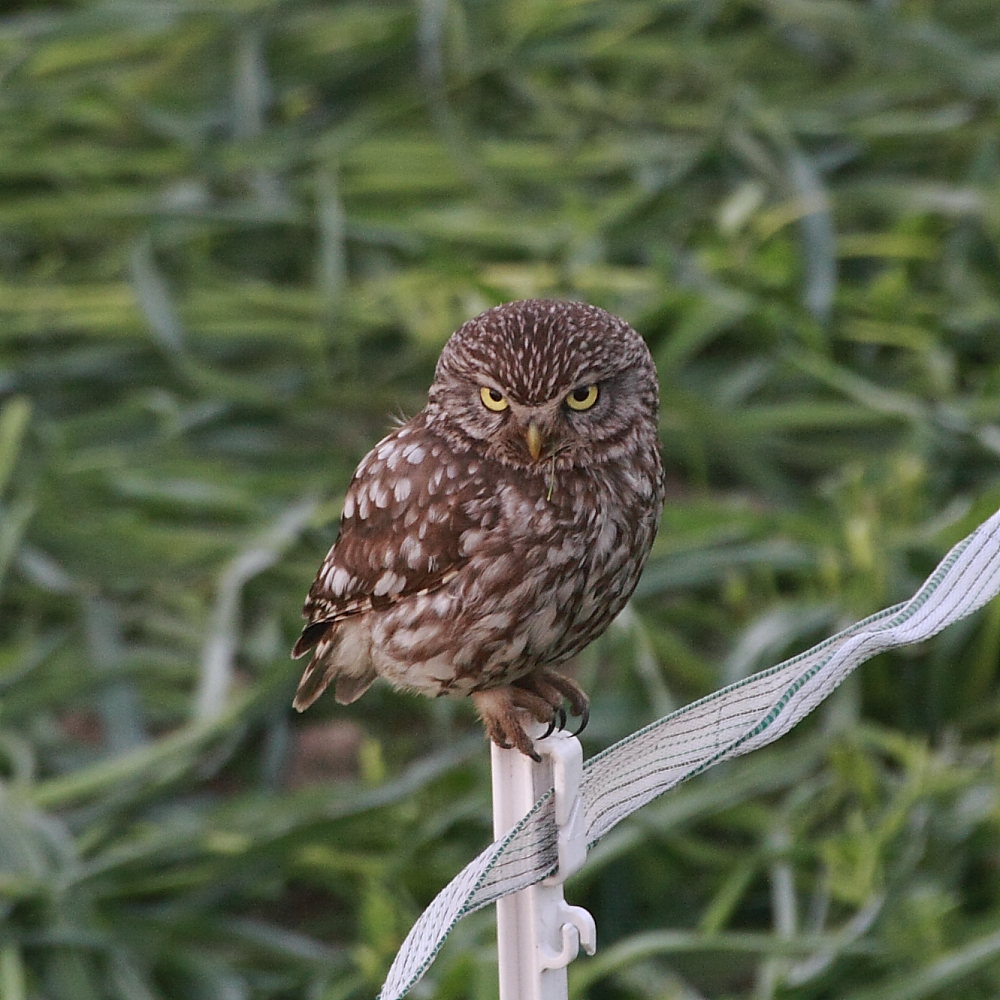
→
(380, 508, 1000, 1000)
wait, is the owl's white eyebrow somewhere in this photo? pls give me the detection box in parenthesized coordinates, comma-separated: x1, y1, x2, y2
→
(473, 375, 509, 395)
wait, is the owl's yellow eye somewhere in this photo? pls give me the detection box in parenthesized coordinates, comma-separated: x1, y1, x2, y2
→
(565, 384, 599, 411)
(480, 386, 509, 412)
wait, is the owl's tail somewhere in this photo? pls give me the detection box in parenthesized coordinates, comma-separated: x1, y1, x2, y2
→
(291, 621, 376, 711)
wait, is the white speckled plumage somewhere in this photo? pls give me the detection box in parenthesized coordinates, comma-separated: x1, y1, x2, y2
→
(292, 299, 664, 758)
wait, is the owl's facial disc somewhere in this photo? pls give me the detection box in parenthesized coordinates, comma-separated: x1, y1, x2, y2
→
(474, 380, 610, 465)
(458, 365, 616, 468)
(507, 398, 577, 464)
(474, 382, 556, 463)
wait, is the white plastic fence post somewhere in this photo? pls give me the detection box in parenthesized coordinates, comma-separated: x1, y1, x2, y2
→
(490, 721, 596, 1000)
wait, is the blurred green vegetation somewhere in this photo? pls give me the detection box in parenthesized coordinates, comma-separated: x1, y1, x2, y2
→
(2, 0, 1000, 998)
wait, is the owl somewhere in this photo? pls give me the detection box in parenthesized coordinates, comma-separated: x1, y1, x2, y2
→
(292, 299, 664, 759)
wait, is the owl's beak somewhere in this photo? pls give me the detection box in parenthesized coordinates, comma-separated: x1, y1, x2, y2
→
(525, 422, 544, 462)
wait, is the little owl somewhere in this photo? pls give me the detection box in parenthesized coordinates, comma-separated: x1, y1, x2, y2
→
(292, 299, 664, 759)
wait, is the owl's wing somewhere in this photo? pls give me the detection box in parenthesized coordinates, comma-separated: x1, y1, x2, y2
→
(291, 424, 487, 708)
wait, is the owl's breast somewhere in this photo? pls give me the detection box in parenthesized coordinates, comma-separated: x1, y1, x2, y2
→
(546, 460, 663, 655)
(465, 463, 659, 665)
(370, 453, 662, 697)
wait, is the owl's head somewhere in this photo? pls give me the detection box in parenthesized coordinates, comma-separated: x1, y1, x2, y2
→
(427, 299, 660, 470)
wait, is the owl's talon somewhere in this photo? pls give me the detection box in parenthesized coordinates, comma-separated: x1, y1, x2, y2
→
(542, 705, 566, 736)
(570, 704, 590, 737)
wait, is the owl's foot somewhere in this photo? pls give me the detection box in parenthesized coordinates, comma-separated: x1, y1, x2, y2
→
(472, 671, 591, 760)
(472, 686, 565, 761)
(514, 669, 590, 738)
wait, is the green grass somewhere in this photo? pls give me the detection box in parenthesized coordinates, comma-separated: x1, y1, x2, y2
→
(2, 0, 1000, 997)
